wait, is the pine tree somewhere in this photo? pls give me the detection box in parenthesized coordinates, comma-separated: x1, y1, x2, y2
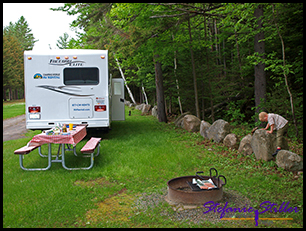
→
(4, 16, 37, 51)
(56, 32, 69, 49)
(3, 15, 36, 100)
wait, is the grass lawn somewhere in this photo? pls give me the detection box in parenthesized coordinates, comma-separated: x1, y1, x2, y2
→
(3, 105, 303, 228)
(3, 99, 25, 120)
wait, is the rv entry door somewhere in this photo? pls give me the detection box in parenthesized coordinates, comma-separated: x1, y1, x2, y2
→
(111, 78, 125, 121)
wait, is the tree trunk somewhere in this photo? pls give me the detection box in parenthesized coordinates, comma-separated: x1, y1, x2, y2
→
(15, 88, 18, 100)
(188, 17, 200, 118)
(3, 87, 7, 101)
(114, 56, 136, 105)
(141, 83, 148, 105)
(209, 82, 214, 122)
(203, 15, 213, 121)
(176, 79, 183, 114)
(272, 4, 298, 137)
(172, 33, 183, 114)
(254, 4, 266, 119)
(208, 22, 215, 122)
(235, 29, 243, 79)
(9, 87, 12, 101)
(223, 36, 227, 79)
(153, 53, 167, 123)
(214, 18, 220, 65)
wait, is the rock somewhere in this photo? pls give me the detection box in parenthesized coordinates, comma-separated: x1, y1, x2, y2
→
(135, 103, 145, 111)
(174, 112, 191, 128)
(251, 129, 290, 161)
(123, 100, 134, 107)
(276, 150, 303, 171)
(206, 119, 231, 143)
(238, 134, 253, 156)
(135, 104, 141, 110)
(183, 115, 201, 132)
(200, 121, 211, 138)
(141, 104, 151, 115)
(152, 106, 158, 117)
(124, 100, 130, 106)
(223, 133, 239, 150)
(251, 129, 276, 161)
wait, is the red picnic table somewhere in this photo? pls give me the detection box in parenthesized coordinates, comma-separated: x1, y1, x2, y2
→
(14, 125, 101, 171)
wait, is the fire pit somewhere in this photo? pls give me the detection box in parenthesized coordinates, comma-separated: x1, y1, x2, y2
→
(165, 168, 226, 205)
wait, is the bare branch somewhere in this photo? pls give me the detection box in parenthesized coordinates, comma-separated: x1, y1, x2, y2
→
(148, 3, 226, 19)
(149, 12, 188, 18)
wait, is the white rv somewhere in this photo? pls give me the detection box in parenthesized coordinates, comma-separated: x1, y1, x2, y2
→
(24, 49, 125, 130)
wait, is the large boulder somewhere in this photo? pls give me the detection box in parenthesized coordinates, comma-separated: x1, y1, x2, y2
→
(174, 112, 191, 128)
(183, 115, 201, 132)
(251, 129, 290, 161)
(200, 121, 211, 139)
(135, 103, 145, 111)
(251, 129, 276, 161)
(238, 134, 253, 156)
(206, 119, 231, 143)
(141, 104, 151, 115)
(223, 133, 239, 150)
(152, 105, 158, 117)
(276, 150, 303, 171)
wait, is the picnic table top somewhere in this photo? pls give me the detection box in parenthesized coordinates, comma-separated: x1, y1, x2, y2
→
(28, 125, 87, 147)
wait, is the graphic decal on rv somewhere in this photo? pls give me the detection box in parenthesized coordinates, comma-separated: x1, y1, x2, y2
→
(37, 85, 94, 96)
(33, 73, 60, 79)
(34, 73, 43, 79)
(49, 59, 85, 66)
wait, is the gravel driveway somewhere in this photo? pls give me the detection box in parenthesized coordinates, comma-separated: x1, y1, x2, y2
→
(3, 114, 29, 142)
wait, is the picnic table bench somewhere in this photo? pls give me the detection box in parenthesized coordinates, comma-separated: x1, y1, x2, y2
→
(14, 144, 41, 155)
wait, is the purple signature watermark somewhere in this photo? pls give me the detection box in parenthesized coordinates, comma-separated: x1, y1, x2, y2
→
(203, 200, 299, 226)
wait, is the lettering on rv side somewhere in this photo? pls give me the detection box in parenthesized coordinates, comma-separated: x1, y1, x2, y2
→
(49, 59, 85, 66)
(72, 103, 91, 111)
(72, 103, 90, 107)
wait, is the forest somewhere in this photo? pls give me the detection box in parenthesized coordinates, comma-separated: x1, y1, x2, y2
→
(3, 3, 303, 139)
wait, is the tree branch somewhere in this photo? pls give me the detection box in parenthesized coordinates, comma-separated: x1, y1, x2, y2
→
(149, 12, 188, 18)
(148, 3, 225, 19)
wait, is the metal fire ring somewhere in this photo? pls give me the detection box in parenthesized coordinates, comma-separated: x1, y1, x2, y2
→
(166, 169, 226, 205)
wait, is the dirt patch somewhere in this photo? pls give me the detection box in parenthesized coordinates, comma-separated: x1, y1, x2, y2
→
(87, 191, 134, 223)
(74, 178, 135, 226)
(3, 114, 29, 142)
(77, 189, 136, 226)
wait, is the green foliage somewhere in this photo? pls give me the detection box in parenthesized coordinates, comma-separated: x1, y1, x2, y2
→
(3, 16, 37, 51)
(56, 32, 70, 49)
(3, 16, 37, 101)
(3, 31, 24, 100)
(224, 101, 246, 126)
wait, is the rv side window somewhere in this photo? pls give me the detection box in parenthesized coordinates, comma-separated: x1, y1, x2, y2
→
(64, 67, 99, 85)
